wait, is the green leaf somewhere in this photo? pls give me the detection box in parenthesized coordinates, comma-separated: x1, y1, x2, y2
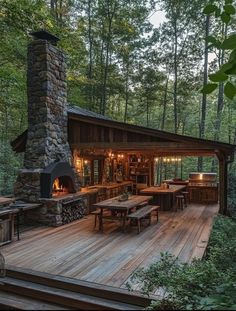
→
(221, 12, 231, 24)
(206, 36, 221, 48)
(225, 0, 233, 4)
(221, 35, 236, 49)
(225, 65, 236, 75)
(215, 8, 221, 18)
(206, 36, 222, 48)
(224, 4, 236, 15)
(206, 35, 217, 43)
(203, 4, 218, 14)
(224, 81, 236, 99)
(220, 62, 235, 73)
(201, 83, 218, 94)
(229, 49, 236, 62)
(209, 72, 228, 82)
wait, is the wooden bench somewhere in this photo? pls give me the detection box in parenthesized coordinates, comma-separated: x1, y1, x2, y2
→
(127, 205, 159, 234)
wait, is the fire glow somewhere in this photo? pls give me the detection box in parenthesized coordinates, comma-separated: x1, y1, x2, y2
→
(52, 178, 67, 196)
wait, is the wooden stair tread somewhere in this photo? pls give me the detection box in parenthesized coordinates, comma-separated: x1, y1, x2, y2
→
(6, 266, 153, 307)
(1, 277, 144, 310)
(0, 290, 71, 310)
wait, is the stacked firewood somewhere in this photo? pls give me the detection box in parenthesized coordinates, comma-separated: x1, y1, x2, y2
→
(61, 201, 86, 224)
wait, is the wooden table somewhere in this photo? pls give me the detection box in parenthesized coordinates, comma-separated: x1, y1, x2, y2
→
(9, 203, 42, 240)
(0, 207, 19, 246)
(0, 197, 15, 207)
(93, 195, 152, 232)
(0, 202, 42, 246)
(140, 185, 186, 211)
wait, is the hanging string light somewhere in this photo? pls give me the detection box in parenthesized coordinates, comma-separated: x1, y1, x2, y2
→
(162, 157, 181, 163)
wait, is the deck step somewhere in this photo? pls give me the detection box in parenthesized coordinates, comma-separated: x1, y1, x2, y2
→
(0, 290, 70, 310)
(1, 273, 148, 310)
(5, 266, 153, 308)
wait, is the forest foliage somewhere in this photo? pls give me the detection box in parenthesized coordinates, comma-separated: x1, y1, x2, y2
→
(128, 215, 236, 310)
(0, 0, 235, 202)
(0, 1, 236, 309)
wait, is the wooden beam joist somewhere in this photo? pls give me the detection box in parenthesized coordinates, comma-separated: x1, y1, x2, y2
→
(72, 142, 218, 152)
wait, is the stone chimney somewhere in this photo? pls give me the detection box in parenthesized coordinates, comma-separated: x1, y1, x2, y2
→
(14, 30, 74, 202)
(24, 30, 71, 168)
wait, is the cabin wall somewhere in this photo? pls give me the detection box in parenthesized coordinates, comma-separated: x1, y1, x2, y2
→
(68, 120, 169, 145)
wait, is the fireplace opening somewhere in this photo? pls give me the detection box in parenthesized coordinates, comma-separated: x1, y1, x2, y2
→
(40, 161, 76, 199)
(52, 176, 74, 197)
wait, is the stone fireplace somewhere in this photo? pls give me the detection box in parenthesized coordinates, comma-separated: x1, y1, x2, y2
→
(40, 161, 76, 199)
(14, 30, 86, 226)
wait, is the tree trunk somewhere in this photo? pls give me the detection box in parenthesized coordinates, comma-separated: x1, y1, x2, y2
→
(198, 15, 210, 172)
(59, 0, 63, 24)
(211, 24, 227, 171)
(161, 75, 169, 130)
(99, 24, 105, 114)
(101, 1, 117, 115)
(124, 61, 130, 123)
(87, 0, 93, 109)
(146, 98, 149, 127)
(173, 18, 178, 134)
(227, 101, 233, 144)
(50, 0, 58, 20)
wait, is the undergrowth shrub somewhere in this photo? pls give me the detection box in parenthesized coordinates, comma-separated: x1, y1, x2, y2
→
(127, 215, 236, 310)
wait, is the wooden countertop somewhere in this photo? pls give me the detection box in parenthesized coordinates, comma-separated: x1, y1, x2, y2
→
(0, 203, 42, 216)
(163, 179, 189, 185)
(79, 188, 99, 195)
(0, 207, 19, 216)
(140, 185, 186, 194)
(86, 181, 133, 190)
(0, 196, 15, 207)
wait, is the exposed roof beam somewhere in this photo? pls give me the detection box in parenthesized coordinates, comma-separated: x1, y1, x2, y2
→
(72, 142, 218, 153)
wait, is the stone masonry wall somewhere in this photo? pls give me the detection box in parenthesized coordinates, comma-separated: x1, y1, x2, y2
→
(25, 196, 87, 227)
(14, 37, 74, 202)
(24, 39, 71, 168)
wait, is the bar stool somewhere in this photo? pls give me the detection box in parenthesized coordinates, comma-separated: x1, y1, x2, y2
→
(181, 191, 189, 207)
(176, 195, 185, 210)
(90, 210, 101, 228)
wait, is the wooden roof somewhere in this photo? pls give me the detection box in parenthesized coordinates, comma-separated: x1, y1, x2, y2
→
(11, 105, 236, 158)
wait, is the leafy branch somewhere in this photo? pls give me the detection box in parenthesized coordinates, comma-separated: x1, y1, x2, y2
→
(201, 0, 236, 100)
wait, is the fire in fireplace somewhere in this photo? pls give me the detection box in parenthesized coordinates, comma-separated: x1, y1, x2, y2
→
(52, 177, 71, 197)
(41, 161, 76, 199)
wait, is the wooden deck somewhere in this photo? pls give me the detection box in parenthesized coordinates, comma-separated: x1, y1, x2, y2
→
(1, 203, 219, 289)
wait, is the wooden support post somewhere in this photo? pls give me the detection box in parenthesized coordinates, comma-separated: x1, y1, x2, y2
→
(109, 128, 113, 143)
(218, 154, 228, 215)
(91, 160, 94, 185)
(150, 157, 154, 186)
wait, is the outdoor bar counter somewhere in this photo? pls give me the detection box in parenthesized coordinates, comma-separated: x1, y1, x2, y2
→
(83, 181, 133, 199)
(140, 185, 186, 211)
(81, 181, 133, 212)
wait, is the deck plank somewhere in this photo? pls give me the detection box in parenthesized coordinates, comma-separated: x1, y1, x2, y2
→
(1, 203, 219, 289)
